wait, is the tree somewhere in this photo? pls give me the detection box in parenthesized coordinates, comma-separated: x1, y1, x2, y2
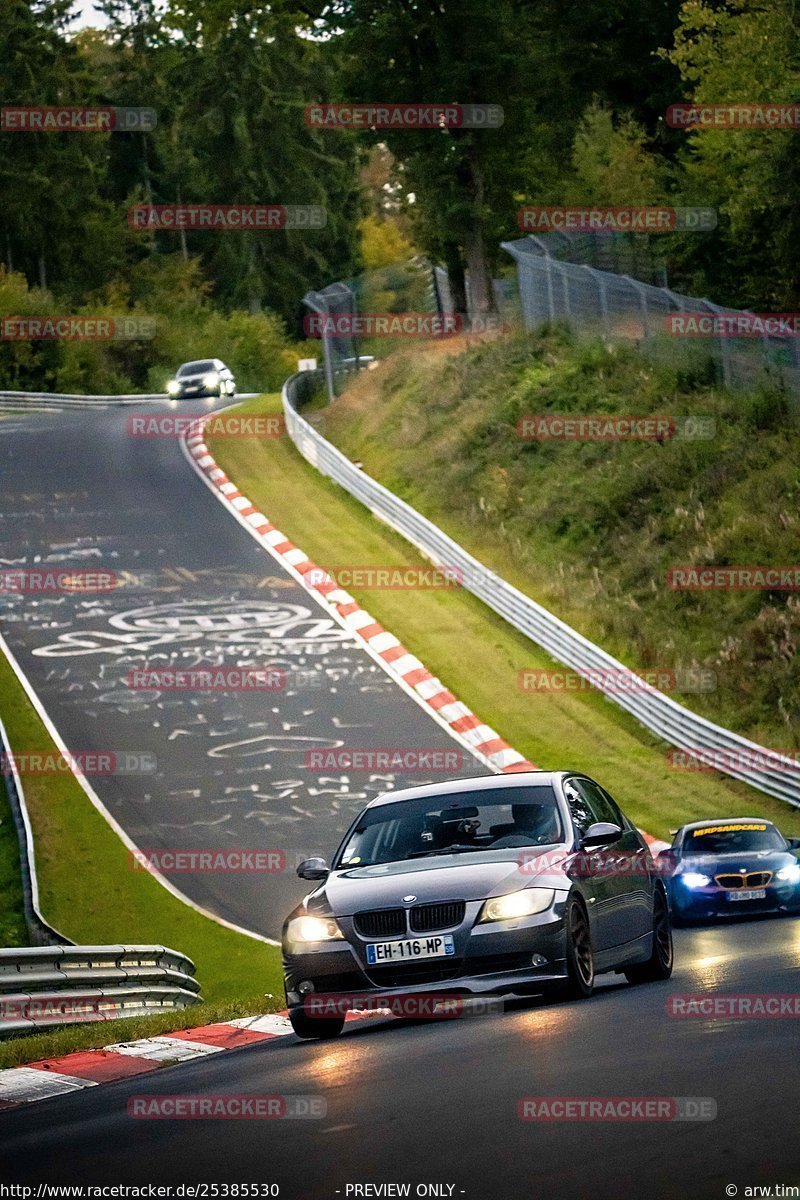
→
(570, 102, 668, 206)
(662, 0, 800, 308)
(0, 1, 114, 297)
(304, 0, 545, 313)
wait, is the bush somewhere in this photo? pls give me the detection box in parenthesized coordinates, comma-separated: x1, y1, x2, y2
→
(0, 257, 311, 395)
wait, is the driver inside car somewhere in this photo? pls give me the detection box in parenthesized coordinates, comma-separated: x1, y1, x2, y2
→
(489, 803, 561, 847)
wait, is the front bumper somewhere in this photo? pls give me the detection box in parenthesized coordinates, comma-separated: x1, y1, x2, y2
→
(671, 879, 800, 919)
(171, 384, 218, 399)
(283, 900, 568, 1009)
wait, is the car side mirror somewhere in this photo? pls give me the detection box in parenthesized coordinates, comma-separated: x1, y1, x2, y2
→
(581, 822, 623, 848)
(656, 849, 677, 875)
(297, 857, 330, 881)
(788, 838, 800, 851)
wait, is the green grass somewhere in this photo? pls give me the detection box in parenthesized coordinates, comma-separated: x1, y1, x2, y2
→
(0, 648, 283, 1066)
(0, 994, 282, 1071)
(318, 330, 800, 751)
(209, 392, 800, 847)
(0, 779, 28, 947)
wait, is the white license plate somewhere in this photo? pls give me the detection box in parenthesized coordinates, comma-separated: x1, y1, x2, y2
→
(366, 935, 455, 965)
(727, 888, 766, 901)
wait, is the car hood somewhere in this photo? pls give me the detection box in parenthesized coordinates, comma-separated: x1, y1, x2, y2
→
(315, 848, 567, 916)
(677, 849, 796, 874)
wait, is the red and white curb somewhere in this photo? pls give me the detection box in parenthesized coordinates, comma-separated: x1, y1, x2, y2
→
(0, 1013, 308, 1109)
(181, 417, 536, 776)
(181, 416, 668, 858)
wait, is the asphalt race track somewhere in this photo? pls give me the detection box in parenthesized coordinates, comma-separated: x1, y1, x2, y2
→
(2, 403, 799, 1200)
(1, 918, 799, 1197)
(0, 401, 489, 936)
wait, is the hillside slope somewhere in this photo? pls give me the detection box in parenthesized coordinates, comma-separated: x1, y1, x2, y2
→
(322, 329, 800, 751)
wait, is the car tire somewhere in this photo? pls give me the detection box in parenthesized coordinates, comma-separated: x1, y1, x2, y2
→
(560, 896, 595, 999)
(288, 1007, 345, 1040)
(624, 887, 673, 984)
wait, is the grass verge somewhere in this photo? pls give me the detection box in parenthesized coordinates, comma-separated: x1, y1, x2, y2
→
(0, 995, 281, 1071)
(0, 777, 28, 947)
(320, 330, 800, 750)
(209, 393, 800, 846)
(0, 648, 283, 1069)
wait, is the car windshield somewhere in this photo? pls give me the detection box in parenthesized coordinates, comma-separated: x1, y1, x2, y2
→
(178, 360, 215, 376)
(683, 823, 786, 855)
(335, 786, 564, 868)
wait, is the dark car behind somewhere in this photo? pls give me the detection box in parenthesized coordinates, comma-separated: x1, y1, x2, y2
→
(660, 818, 800, 923)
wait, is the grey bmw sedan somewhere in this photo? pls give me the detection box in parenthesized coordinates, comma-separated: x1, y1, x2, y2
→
(282, 771, 673, 1038)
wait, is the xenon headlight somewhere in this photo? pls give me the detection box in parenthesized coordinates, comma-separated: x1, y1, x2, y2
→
(204, 371, 220, 388)
(286, 916, 344, 943)
(681, 872, 711, 889)
(479, 888, 554, 922)
(777, 863, 800, 883)
(167, 379, 180, 395)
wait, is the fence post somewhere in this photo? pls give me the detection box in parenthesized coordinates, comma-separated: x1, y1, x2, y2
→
(593, 267, 609, 333)
(302, 292, 336, 402)
(544, 251, 555, 321)
(700, 299, 732, 390)
(623, 276, 650, 339)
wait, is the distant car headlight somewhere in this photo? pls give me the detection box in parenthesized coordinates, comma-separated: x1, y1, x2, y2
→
(167, 379, 180, 395)
(203, 371, 219, 388)
(681, 872, 711, 889)
(479, 888, 554, 922)
(777, 863, 800, 883)
(286, 916, 344, 943)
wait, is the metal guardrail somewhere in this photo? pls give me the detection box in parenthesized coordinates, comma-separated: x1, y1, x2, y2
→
(0, 945, 201, 1037)
(0, 720, 201, 1035)
(0, 390, 260, 411)
(283, 369, 800, 809)
(0, 396, 167, 415)
(0, 716, 70, 947)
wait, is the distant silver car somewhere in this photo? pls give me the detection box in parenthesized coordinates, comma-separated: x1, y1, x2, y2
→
(167, 358, 236, 400)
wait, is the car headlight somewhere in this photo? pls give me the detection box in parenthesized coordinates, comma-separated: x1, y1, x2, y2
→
(479, 888, 554, 922)
(777, 863, 800, 883)
(167, 380, 180, 395)
(286, 916, 344, 943)
(681, 872, 711, 889)
(204, 371, 219, 388)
